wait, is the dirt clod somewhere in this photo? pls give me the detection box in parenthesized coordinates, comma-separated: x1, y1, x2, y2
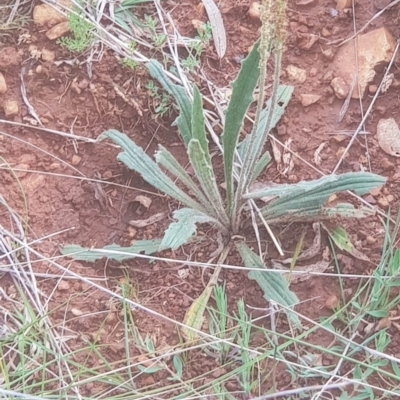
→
(0, 47, 21, 70)
(33, 4, 68, 27)
(57, 280, 70, 291)
(331, 77, 349, 99)
(300, 93, 321, 107)
(3, 100, 19, 117)
(332, 27, 396, 98)
(46, 21, 70, 40)
(0, 72, 7, 94)
(71, 155, 82, 166)
(248, 2, 261, 20)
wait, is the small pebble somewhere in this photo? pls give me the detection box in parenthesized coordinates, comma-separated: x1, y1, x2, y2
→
(57, 280, 70, 291)
(277, 124, 287, 135)
(369, 186, 382, 197)
(377, 196, 389, 208)
(366, 236, 376, 244)
(369, 85, 378, 94)
(71, 308, 84, 316)
(325, 294, 339, 310)
(71, 154, 81, 166)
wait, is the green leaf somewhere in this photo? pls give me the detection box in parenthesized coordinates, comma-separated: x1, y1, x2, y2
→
(246, 172, 386, 222)
(147, 60, 192, 146)
(191, 86, 211, 163)
(60, 240, 162, 262)
(182, 279, 215, 342)
(326, 226, 370, 262)
(155, 146, 217, 218)
(250, 151, 271, 184)
(236, 242, 301, 328)
(99, 129, 205, 212)
(188, 139, 230, 228)
(238, 85, 294, 168)
(263, 203, 375, 224)
(247, 172, 384, 200)
(160, 208, 216, 250)
(173, 355, 183, 378)
(366, 310, 387, 318)
(222, 40, 261, 213)
(137, 365, 163, 374)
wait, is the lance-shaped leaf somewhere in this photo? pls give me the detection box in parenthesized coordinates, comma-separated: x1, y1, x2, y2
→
(202, 0, 227, 58)
(182, 245, 229, 342)
(160, 208, 218, 250)
(244, 172, 385, 208)
(250, 151, 271, 184)
(99, 129, 205, 212)
(61, 239, 162, 262)
(147, 60, 192, 146)
(182, 275, 216, 342)
(155, 145, 218, 219)
(188, 139, 230, 227)
(236, 242, 301, 328)
(192, 86, 212, 164)
(257, 173, 385, 221)
(238, 85, 294, 161)
(262, 203, 376, 225)
(222, 40, 260, 213)
(325, 226, 371, 262)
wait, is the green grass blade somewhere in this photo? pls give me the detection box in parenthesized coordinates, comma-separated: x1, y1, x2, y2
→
(99, 129, 205, 212)
(222, 40, 261, 213)
(160, 208, 216, 250)
(61, 240, 162, 262)
(147, 60, 192, 146)
(236, 242, 301, 328)
(188, 139, 230, 228)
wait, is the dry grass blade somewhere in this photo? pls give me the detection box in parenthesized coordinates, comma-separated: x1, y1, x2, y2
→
(201, 0, 227, 58)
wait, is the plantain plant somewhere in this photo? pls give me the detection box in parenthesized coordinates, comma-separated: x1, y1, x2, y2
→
(63, 0, 385, 334)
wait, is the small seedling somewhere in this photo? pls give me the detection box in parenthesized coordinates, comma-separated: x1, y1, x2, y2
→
(182, 22, 213, 71)
(207, 284, 235, 361)
(146, 80, 172, 118)
(58, 12, 94, 53)
(143, 14, 167, 48)
(120, 41, 139, 70)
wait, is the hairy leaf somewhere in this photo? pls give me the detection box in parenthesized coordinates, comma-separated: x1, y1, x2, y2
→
(236, 242, 300, 328)
(238, 85, 294, 162)
(182, 279, 215, 342)
(188, 139, 230, 228)
(192, 86, 211, 164)
(222, 40, 261, 213)
(99, 129, 205, 212)
(202, 0, 227, 58)
(244, 172, 385, 221)
(246, 172, 385, 201)
(155, 146, 217, 218)
(160, 208, 216, 250)
(325, 226, 371, 262)
(61, 240, 162, 262)
(263, 203, 376, 224)
(147, 60, 192, 146)
(250, 151, 271, 184)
